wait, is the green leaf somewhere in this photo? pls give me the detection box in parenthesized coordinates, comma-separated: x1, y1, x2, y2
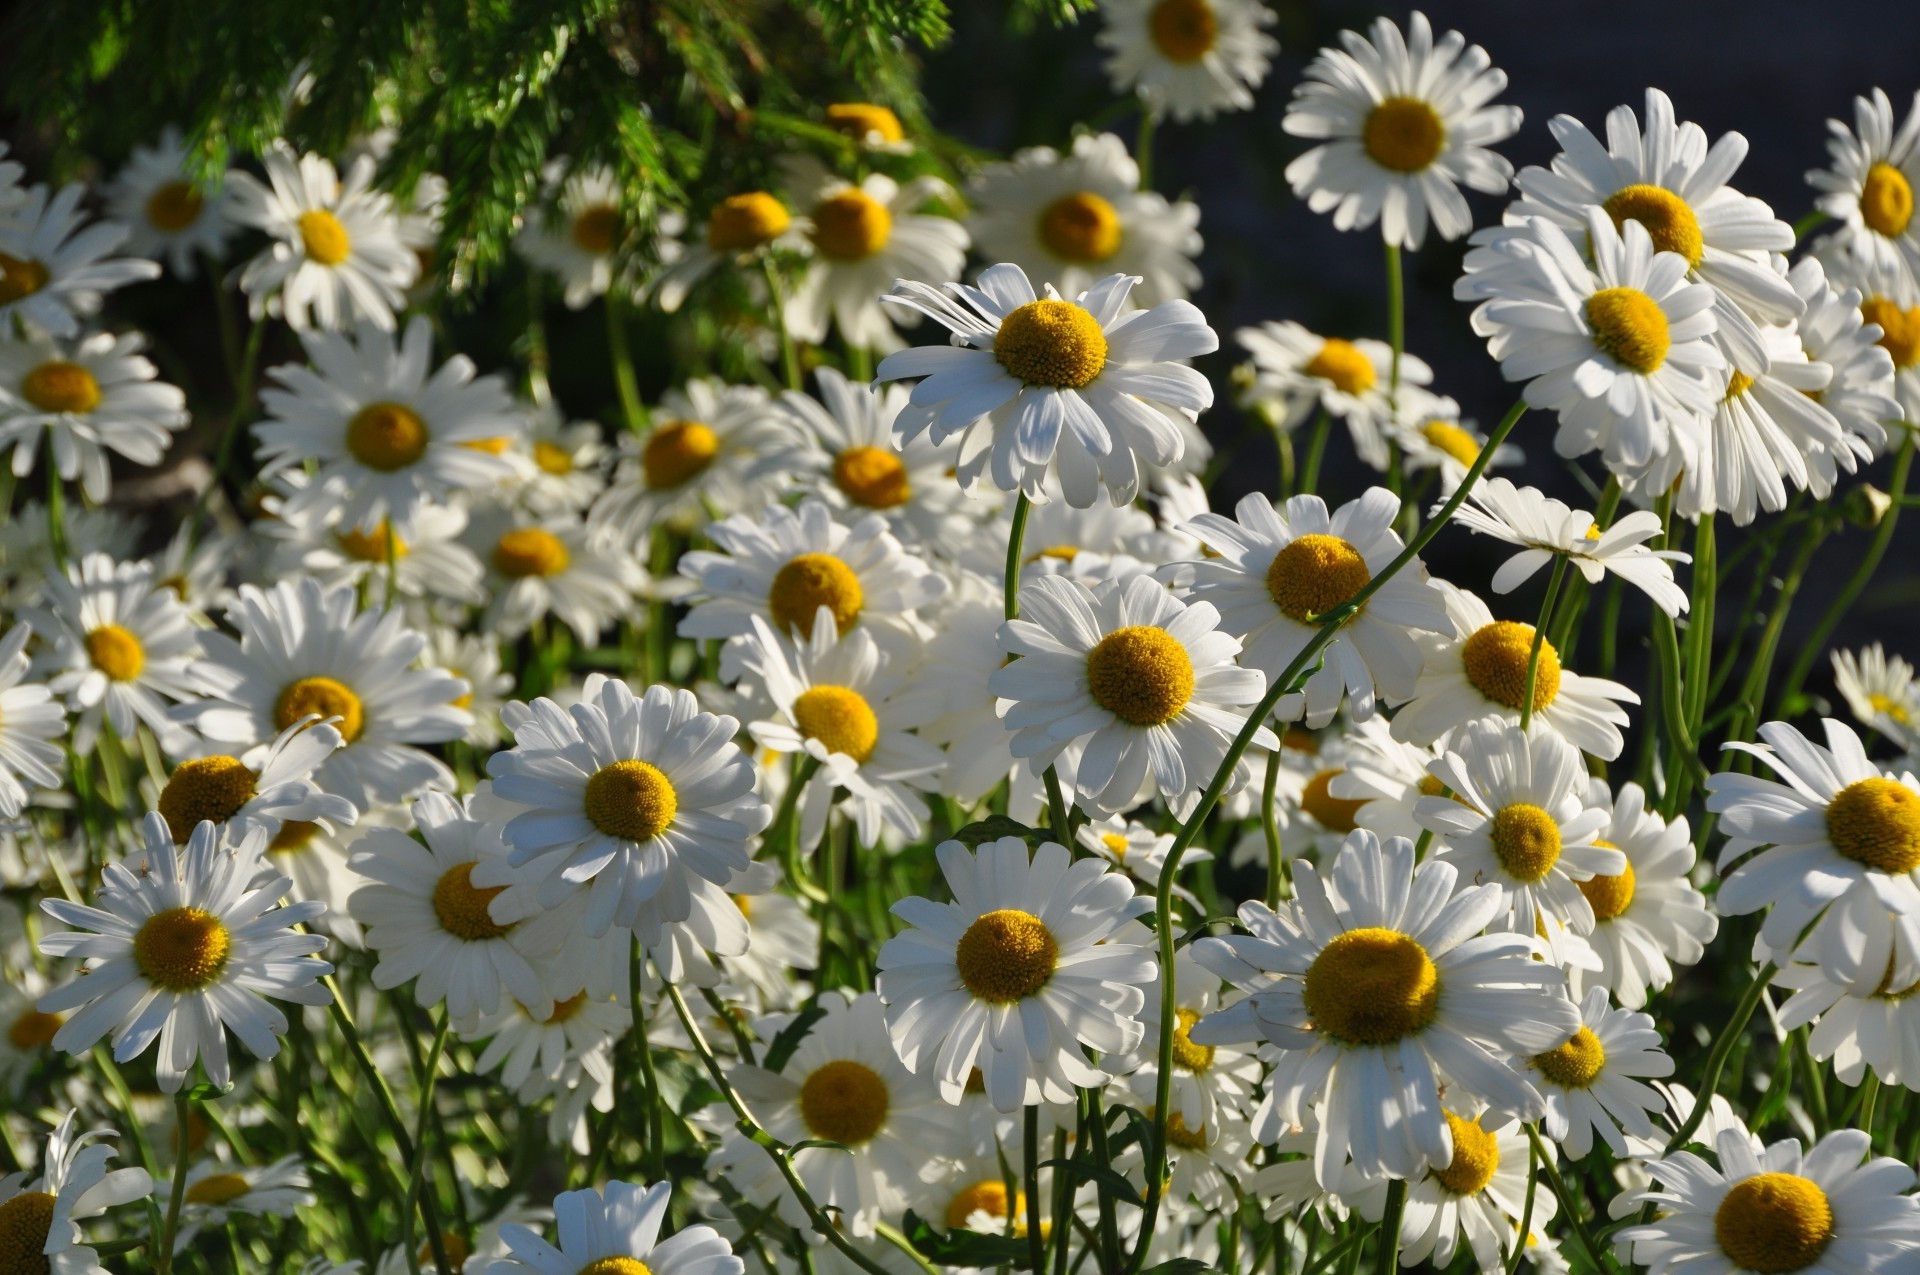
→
(761, 1002, 827, 1073)
(1039, 1157, 1141, 1206)
(900, 1211, 1032, 1269)
(952, 816, 1050, 848)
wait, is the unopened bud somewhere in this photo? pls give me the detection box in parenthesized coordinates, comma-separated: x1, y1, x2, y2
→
(1842, 483, 1891, 528)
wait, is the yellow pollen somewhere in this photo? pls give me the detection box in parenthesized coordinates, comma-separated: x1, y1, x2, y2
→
(1300, 767, 1368, 833)
(336, 521, 406, 563)
(1028, 545, 1079, 563)
(1825, 776, 1920, 874)
(1726, 370, 1757, 401)
(1164, 1110, 1209, 1150)
(146, 180, 205, 231)
(571, 204, 621, 255)
(1170, 1007, 1214, 1072)
(21, 360, 102, 414)
(791, 685, 880, 763)
(1579, 841, 1636, 920)
(1434, 1112, 1500, 1196)
(1147, 0, 1218, 63)
(811, 189, 893, 260)
(1100, 832, 1130, 861)
(1462, 620, 1560, 713)
(418, 1235, 473, 1270)
(158, 756, 259, 842)
(0, 252, 50, 305)
(582, 760, 678, 842)
(8, 1008, 62, 1051)
(545, 992, 589, 1024)
(1421, 421, 1481, 466)
(1714, 1173, 1835, 1274)
(826, 103, 906, 144)
(1303, 927, 1440, 1045)
(134, 906, 232, 992)
(493, 527, 570, 578)
(1490, 802, 1563, 884)
(1303, 338, 1376, 395)
(1363, 98, 1447, 173)
(733, 893, 753, 919)
(1861, 297, 1920, 369)
(1283, 727, 1320, 754)
(947, 1180, 1017, 1228)
(1085, 625, 1194, 726)
(1266, 533, 1372, 622)
(185, 1173, 253, 1207)
(346, 402, 430, 471)
(1602, 185, 1704, 267)
(463, 436, 513, 455)
(993, 299, 1108, 389)
(1862, 162, 1916, 238)
(577, 1261, 654, 1275)
(1533, 1026, 1606, 1088)
(297, 209, 352, 266)
(642, 420, 719, 489)
(799, 1058, 890, 1145)
(956, 908, 1059, 1003)
(1039, 192, 1123, 264)
(1586, 286, 1672, 374)
(1418, 774, 1449, 798)
(534, 440, 575, 475)
(768, 552, 864, 636)
(276, 675, 365, 743)
(1868, 692, 1912, 724)
(0, 1192, 57, 1274)
(706, 192, 791, 252)
(834, 446, 912, 509)
(85, 624, 146, 681)
(432, 862, 514, 941)
(269, 820, 321, 854)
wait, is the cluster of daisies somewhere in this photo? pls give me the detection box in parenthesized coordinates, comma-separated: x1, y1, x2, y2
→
(4, 6, 1920, 1275)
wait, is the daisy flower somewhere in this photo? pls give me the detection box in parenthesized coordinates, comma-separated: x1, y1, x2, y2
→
(1282, 11, 1522, 250)
(0, 623, 66, 818)
(967, 132, 1201, 305)
(875, 263, 1216, 507)
(912, 584, 1024, 805)
(0, 183, 160, 337)
(467, 988, 629, 1098)
(0, 329, 190, 503)
(1617, 1126, 1920, 1275)
(1094, 0, 1278, 124)
(0, 969, 63, 1095)
(1391, 582, 1639, 760)
(425, 627, 516, 748)
(481, 675, 769, 937)
(1807, 88, 1920, 306)
(254, 317, 521, 534)
(1177, 488, 1449, 727)
(992, 572, 1271, 814)
(180, 576, 472, 808)
(503, 401, 609, 516)
(653, 190, 803, 313)
(875, 835, 1156, 1111)
(1832, 644, 1920, 743)
(0, 1111, 153, 1275)
(103, 125, 238, 277)
(1528, 986, 1672, 1158)
(1577, 780, 1718, 1011)
(36, 815, 332, 1091)
(259, 483, 485, 606)
(1113, 952, 1259, 1132)
(1775, 947, 1920, 1087)
(1857, 290, 1920, 424)
(1390, 388, 1524, 492)
(1189, 830, 1580, 1186)
(492, 1180, 743, 1275)
(514, 162, 636, 310)
(1233, 321, 1433, 470)
(718, 885, 820, 1011)
(162, 1155, 311, 1252)
(154, 716, 356, 846)
(970, 496, 1157, 588)
(1346, 1110, 1548, 1272)
(1789, 257, 1898, 481)
(470, 510, 643, 645)
(228, 143, 419, 331)
(1075, 815, 1213, 919)
(589, 378, 795, 542)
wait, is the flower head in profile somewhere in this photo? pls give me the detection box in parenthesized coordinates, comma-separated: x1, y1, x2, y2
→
(0, 622, 67, 818)
(653, 189, 803, 313)
(1094, 0, 1279, 124)
(0, 1110, 153, 1275)
(1234, 322, 1433, 470)
(1831, 644, 1920, 746)
(1449, 477, 1690, 617)
(1576, 779, 1718, 1010)
(1345, 1109, 1548, 1272)
(491, 1180, 744, 1275)
(154, 715, 356, 846)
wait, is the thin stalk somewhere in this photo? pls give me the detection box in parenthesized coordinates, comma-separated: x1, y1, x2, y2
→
(1261, 746, 1286, 909)
(763, 260, 804, 391)
(633, 936, 667, 1179)
(45, 458, 68, 569)
(1299, 412, 1332, 495)
(606, 292, 647, 434)
(1136, 111, 1157, 191)
(872, 1222, 941, 1275)
(1083, 1088, 1124, 1275)
(1373, 1178, 1405, 1275)
(1519, 556, 1570, 732)
(1506, 1135, 1539, 1275)
(1663, 961, 1778, 1154)
(1005, 492, 1033, 620)
(1683, 514, 1716, 733)
(190, 313, 268, 541)
(398, 1008, 452, 1275)
(154, 1091, 194, 1275)
(1384, 242, 1404, 406)
(1025, 1106, 1046, 1275)
(1525, 1125, 1611, 1274)
(1550, 476, 1621, 658)
(1859, 1072, 1882, 1149)
(1044, 766, 1073, 839)
(775, 755, 827, 903)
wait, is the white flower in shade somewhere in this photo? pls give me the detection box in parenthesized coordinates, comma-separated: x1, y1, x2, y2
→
(0, 970, 62, 1095)
(514, 163, 636, 310)
(1527, 986, 1672, 1158)
(504, 402, 609, 516)
(1617, 1127, 1920, 1275)
(1076, 815, 1212, 919)
(470, 510, 643, 646)
(967, 132, 1202, 305)
(1391, 388, 1524, 493)
(742, 612, 945, 848)
(1282, 11, 1521, 250)
(103, 126, 238, 277)
(1789, 257, 1898, 480)
(718, 883, 820, 1011)
(913, 584, 1023, 806)
(1346, 1110, 1548, 1272)
(1449, 477, 1691, 617)
(36, 815, 332, 1091)
(492, 1181, 742, 1275)
(1178, 488, 1448, 728)
(254, 317, 521, 534)
(162, 1156, 312, 1251)
(0, 183, 160, 337)
(0, 1111, 153, 1275)
(1391, 582, 1638, 760)
(876, 836, 1155, 1112)
(1114, 952, 1260, 1133)
(467, 989, 628, 1098)
(992, 572, 1270, 814)
(0, 623, 67, 818)
(1326, 713, 1444, 845)
(1233, 322, 1433, 470)
(426, 627, 516, 749)
(153, 716, 356, 846)
(260, 482, 486, 606)
(1189, 830, 1579, 1186)
(875, 264, 1215, 507)
(1416, 720, 1622, 937)
(1575, 780, 1717, 1011)
(228, 143, 419, 331)
(962, 496, 1156, 588)
(1807, 89, 1920, 306)
(1832, 645, 1920, 744)
(481, 675, 768, 937)
(653, 190, 803, 313)
(180, 577, 472, 808)
(627, 860, 771, 990)
(1094, 0, 1278, 123)
(1775, 942, 1920, 1088)
(0, 330, 189, 502)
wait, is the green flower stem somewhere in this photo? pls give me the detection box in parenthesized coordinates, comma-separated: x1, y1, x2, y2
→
(1044, 766, 1074, 839)
(1384, 241, 1404, 404)
(1525, 1124, 1612, 1274)
(1519, 554, 1570, 732)
(872, 1221, 942, 1275)
(1137, 111, 1157, 192)
(763, 260, 804, 392)
(1859, 1071, 1882, 1149)
(1083, 1087, 1124, 1275)
(1505, 1134, 1539, 1275)
(1261, 747, 1286, 910)
(189, 313, 268, 542)
(606, 291, 647, 434)
(44, 459, 68, 569)
(1656, 959, 1778, 1163)
(1024, 1105, 1046, 1275)
(398, 1007, 452, 1275)
(1550, 475, 1621, 660)
(154, 1090, 194, 1275)
(776, 754, 828, 904)
(1682, 514, 1716, 734)
(1299, 412, 1332, 496)
(1005, 491, 1033, 620)
(633, 936, 667, 1179)
(1373, 1178, 1405, 1275)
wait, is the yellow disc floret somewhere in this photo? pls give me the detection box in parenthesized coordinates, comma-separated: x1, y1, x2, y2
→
(1714, 1173, 1835, 1275)
(1586, 286, 1672, 374)
(276, 675, 365, 742)
(1578, 841, 1636, 920)
(134, 906, 233, 992)
(85, 624, 146, 682)
(1602, 185, 1704, 267)
(1039, 192, 1123, 264)
(1532, 1025, 1606, 1088)
(1300, 768, 1368, 833)
(1825, 776, 1920, 874)
(1147, 0, 1218, 63)
(0, 252, 49, 305)
(1163, 1111, 1209, 1150)
(1303, 338, 1376, 395)
(1433, 1112, 1499, 1196)
(1461, 620, 1560, 713)
(146, 180, 205, 231)
(956, 909, 1059, 1003)
(571, 204, 621, 255)
(1861, 297, 1920, 369)
(336, 522, 407, 563)
(269, 821, 320, 855)
(791, 685, 880, 763)
(534, 440, 575, 475)
(432, 862, 513, 941)
(1364, 98, 1447, 173)
(826, 103, 906, 144)
(811, 189, 893, 260)
(994, 299, 1108, 389)
(642, 420, 720, 489)
(706, 192, 791, 252)
(158, 756, 259, 842)
(0, 1191, 57, 1275)
(8, 1008, 62, 1051)
(346, 402, 430, 471)
(583, 760, 678, 842)
(1266, 533, 1372, 622)
(21, 360, 102, 414)
(1421, 420, 1482, 467)
(834, 446, 912, 509)
(1085, 626, 1194, 726)
(1170, 1007, 1214, 1072)
(1861, 162, 1916, 238)
(1490, 802, 1563, 884)
(947, 1179, 1016, 1228)
(185, 1173, 253, 1207)
(493, 528, 570, 578)
(1302, 927, 1440, 1045)
(577, 1260, 654, 1275)
(799, 1058, 891, 1145)
(768, 552, 864, 636)
(298, 209, 352, 265)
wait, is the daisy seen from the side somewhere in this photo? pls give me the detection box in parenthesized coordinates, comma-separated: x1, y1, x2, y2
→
(1575, 779, 1718, 1011)
(1529, 986, 1672, 1158)
(1233, 322, 1433, 470)
(153, 715, 356, 846)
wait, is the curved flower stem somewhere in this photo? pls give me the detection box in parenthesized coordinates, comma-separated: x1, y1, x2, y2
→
(1858, 1071, 1882, 1149)
(776, 754, 829, 903)
(1506, 1135, 1539, 1275)
(873, 1221, 942, 1275)
(1044, 766, 1074, 839)
(398, 1006, 452, 1275)
(1373, 1178, 1405, 1275)
(1519, 555, 1570, 732)
(154, 1090, 193, 1275)
(1261, 747, 1286, 909)
(633, 935, 667, 1179)
(1524, 1124, 1612, 1274)
(1005, 492, 1033, 620)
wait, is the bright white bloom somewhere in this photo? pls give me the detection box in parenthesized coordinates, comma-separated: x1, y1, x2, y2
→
(1857, 290, 1920, 424)
(163, 1156, 311, 1252)
(34, 552, 201, 755)
(1114, 952, 1259, 1132)
(1528, 987, 1672, 1158)
(1347, 1110, 1548, 1272)
(37, 815, 332, 1091)
(1775, 944, 1920, 1087)
(590, 378, 794, 542)
(0, 1111, 153, 1275)
(1076, 815, 1212, 920)
(0, 330, 189, 502)
(653, 189, 803, 313)
(1283, 11, 1521, 249)
(1832, 644, 1920, 743)
(1094, 0, 1278, 124)
(876, 836, 1155, 1111)
(153, 716, 356, 846)
(1450, 476, 1690, 617)
(259, 483, 485, 605)
(503, 402, 609, 516)
(876, 264, 1215, 507)
(104, 126, 238, 276)
(1577, 780, 1717, 1011)
(0, 183, 160, 337)
(1234, 321, 1433, 470)
(426, 627, 516, 748)
(1789, 257, 1899, 478)
(1390, 388, 1523, 492)
(471, 511, 643, 645)
(1807, 88, 1920, 306)
(491, 1181, 743, 1275)
(0, 624, 67, 817)
(514, 163, 637, 310)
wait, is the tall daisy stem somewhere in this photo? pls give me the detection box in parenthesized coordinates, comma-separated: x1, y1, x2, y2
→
(1659, 960, 1778, 1154)
(1506, 1135, 1539, 1275)
(1525, 1124, 1612, 1274)
(1299, 412, 1332, 496)
(1372, 1178, 1405, 1275)
(398, 1007, 452, 1275)
(632, 935, 667, 1180)
(1858, 1071, 1882, 1149)
(1384, 242, 1404, 405)
(1261, 747, 1286, 909)
(1005, 492, 1033, 620)
(763, 260, 804, 392)
(606, 291, 648, 434)
(1519, 556, 1569, 732)
(154, 1090, 193, 1275)
(1136, 111, 1157, 192)
(1024, 1105, 1047, 1275)
(776, 754, 828, 903)
(44, 461, 68, 570)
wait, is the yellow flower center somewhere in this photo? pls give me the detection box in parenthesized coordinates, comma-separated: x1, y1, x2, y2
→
(706, 192, 791, 252)
(1085, 625, 1194, 726)
(431, 862, 513, 941)
(577, 1261, 654, 1275)
(1586, 286, 1672, 374)
(1602, 185, 1704, 268)
(185, 1173, 253, 1207)
(1266, 533, 1372, 622)
(0, 252, 49, 305)
(1461, 620, 1560, 713)
(768, 552, 864, 636)
(1434, 1112, 1500, 1196)
(1300, 767, 1368, 833)
(0, 1192, 57, 1275)
(418, 1235, 473, 1271)
(993, 299, 1108, 390)
(134, 906, 232, 992)
(346, 402, 430, 471)
(570, 204, 621, 255)
(826, 103, 906, 144)
(1418, 774, 1448, 797)
(463, 436, 513, 455)
(811, 189, 893, 260)
(297, 209, 352, 266)
(534, 440, 575, 475)
(642, 420, 720, 489)
(1860, 162, 1914, 239)
(582, 760, 678, 842)
(1714, 1173, 1835, 1274)
(8, 1008, 62, 1051)
(1869, 692, 1912, 725)
(1147, 0, 1218, 63)
(1029, 545, 1080, 563)
(1490, 802, 1563, 884)
(158, 756, 259, 842)
(336, 522, 406, 563)
(1825, 776, 1920, 874)
(276, 675, 365, 743)
(1421, 421, 1481, 466)
(269, 821, 321, 854)
(493, 528, 571, 578)
(85, 624, 146, 681)
(21, 361, 102, 414)
(545, 992, 590, 1023)
(1532, 1025, 1606, 1088)
(1163, 1110, 1209, 1150)
(1039, 193, 1123, 264)
(799, 1058, 891, 1145)
(146, 180, 205, 232)
(1100, 832, 1129, 861)
(1363, 98, 1447, 173)
(947, 1180, 1017, 1228)
(1302, 927, 1440, 1045)
(1725, 370, 1757, 401)
(1578, 842, 1636, 920)
(1303, 338, 1376, 395)
(956, 908, 1059, 1003)
(1861, 297, 1920, 369)
(791, 685, 880, 763)
(1170, 1007, 1214, 1072)
(834, 446, 912, 509)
